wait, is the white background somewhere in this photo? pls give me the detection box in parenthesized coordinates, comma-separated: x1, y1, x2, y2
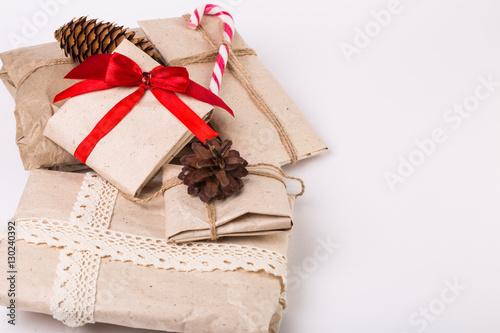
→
(1, 0, 500, 332)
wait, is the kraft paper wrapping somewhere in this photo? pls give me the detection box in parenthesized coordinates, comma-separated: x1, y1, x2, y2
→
(0, 66, 16, 97)
(163, 164, 294, 243)
(0, 42, 81, 170)
(44, 39, 214, 197)
(0, 169, 289, 332)
(0, 28, 160, 171)
(139, 16, 328, 166)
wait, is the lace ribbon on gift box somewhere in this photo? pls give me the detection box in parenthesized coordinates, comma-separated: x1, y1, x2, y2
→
(14, 173, 287, 327)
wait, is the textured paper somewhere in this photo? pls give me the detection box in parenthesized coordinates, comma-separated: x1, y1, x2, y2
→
(0, 66, 16, 97)
(0, 169, 289, 332)
(139, 16, 328, 166)
(0, 28, 166, 171)
(163, 164, 294, 243)
(0, 43, 81, 170)
(44, 40, 214, 196)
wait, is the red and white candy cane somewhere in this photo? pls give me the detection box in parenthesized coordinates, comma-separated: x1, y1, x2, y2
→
(188, 4, 235, 95)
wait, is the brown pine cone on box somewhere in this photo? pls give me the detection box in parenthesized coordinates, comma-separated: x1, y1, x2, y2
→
(179, 138, 249, 202)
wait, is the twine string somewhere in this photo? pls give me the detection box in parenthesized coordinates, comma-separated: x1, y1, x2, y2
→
(207, 201, 217, 240)
(16, 58, 74, 92)
(167, 48, 256, 67)
(121, 177, 183, 203)
(175, 14, 299, 164)
(247, 163, 305, 197)
(120, 164, 304, 202)
(120, 163, 304, 241)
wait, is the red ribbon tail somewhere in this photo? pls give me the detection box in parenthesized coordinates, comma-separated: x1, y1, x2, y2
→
(54, 52, 234, 161)
(54, 80, 116, 103)
(151, 88, 219, 143)
(64, 54, 113, 80)
(183, 81, 235, 117)
(74, 87, 145, 163)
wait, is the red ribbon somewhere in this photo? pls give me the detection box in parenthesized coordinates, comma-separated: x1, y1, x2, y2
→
(54, 53, 234, 163)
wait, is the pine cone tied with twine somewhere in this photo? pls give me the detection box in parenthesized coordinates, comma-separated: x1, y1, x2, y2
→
(179, 138, 249, 202)
(54, 16, 162, 63)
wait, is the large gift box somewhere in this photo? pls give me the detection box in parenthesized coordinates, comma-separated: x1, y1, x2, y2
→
(139, 15, 328, 166)
(0, 169, 291, 332)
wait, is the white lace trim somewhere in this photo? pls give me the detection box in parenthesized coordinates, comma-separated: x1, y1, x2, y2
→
(17, 218, 287, 280)
(16, 173, 287, 327)
(68, 173, 118, 228)
(51, 249, 102, 326)
(50, 173, 118, 327)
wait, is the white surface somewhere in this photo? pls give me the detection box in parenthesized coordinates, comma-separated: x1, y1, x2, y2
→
(1, 0, 500, 332)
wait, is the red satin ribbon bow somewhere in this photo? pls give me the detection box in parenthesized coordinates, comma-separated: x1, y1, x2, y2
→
(54, 52, 234, 163)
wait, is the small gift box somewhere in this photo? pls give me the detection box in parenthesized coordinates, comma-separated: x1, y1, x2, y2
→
(44, 39, 231, 196)
(139, 15, 328, 166)
(0, 28, 156, 171)
(162, 164, 294, 243)
(0, 42, 80, 170)
(0, 169, 290, 332)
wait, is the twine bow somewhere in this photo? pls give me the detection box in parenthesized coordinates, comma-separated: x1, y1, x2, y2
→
(122, 163, 305, 241)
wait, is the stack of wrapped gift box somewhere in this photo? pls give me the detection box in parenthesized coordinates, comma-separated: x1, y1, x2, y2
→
(0, 5, 327, 333)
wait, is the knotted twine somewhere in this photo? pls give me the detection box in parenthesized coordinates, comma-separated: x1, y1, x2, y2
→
(121, 163, 305, 241)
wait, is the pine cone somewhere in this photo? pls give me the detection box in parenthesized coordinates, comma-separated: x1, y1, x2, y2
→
(54, 16, 162, 64)
(179, 138, 249, 202)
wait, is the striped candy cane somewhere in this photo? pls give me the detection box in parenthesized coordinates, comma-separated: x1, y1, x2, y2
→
(188, 4, 235, 95)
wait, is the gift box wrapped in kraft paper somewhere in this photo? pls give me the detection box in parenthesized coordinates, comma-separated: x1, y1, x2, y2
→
(0, 169, 292, 332)
(138, 15, 328, 166)
(0, 42, 81, 170)
(162, 164, 295, 243)
(44, 39, 229, 197)
(0, 28, 157, 171)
